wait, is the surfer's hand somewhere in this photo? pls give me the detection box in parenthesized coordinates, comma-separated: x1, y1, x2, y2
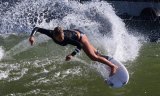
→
(29, 36, 35, 45)
(65, 55, 72, 61)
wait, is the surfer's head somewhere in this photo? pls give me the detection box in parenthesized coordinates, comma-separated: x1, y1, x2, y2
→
(52, 26, 64, 41)
(53, 26, 63, 36)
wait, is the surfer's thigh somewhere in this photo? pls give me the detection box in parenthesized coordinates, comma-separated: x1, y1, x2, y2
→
(81, 35, 98, 60)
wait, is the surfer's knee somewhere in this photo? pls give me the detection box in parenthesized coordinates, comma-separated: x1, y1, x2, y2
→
(89, 54, 99, 61)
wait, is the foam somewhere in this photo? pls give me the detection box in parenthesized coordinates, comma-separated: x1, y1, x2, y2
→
(0, 70, 9, 80)
(0, 46, 4, 61)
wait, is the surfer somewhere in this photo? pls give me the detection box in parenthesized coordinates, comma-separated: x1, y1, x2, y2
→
(29, 26, 118, 76)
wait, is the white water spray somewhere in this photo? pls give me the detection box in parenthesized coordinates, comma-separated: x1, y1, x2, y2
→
(0, 46, 5, 60)
(91, 2, 141, 62)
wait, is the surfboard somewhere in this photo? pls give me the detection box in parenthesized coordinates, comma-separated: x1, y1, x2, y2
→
(103, 56, 129, 88)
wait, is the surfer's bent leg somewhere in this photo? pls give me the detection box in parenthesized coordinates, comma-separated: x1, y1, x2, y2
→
(81, 35, 118, 76)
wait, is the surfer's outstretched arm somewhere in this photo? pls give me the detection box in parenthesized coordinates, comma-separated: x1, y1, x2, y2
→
(29, 27, 53, 45)
(30, 27, 53, 38)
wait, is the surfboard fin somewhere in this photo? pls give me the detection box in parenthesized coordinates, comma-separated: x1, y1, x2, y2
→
(105, 79, 114, 87)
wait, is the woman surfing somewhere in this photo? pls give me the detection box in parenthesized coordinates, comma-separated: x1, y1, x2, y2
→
(29, 26, 118, 76)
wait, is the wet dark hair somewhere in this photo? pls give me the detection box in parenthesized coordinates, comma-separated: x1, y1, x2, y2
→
(52, 26, 63, 37)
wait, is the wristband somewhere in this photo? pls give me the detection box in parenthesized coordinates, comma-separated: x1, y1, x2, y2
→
(71, 48, 80, 56)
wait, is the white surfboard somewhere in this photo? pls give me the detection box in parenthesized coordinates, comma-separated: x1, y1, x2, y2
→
(103, 56, 129, 88)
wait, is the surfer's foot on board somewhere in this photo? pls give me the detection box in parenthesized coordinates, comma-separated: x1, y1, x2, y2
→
(110, 65, 118, 76)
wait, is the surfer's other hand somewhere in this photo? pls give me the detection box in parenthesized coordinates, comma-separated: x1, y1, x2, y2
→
(65, 54, 72, 61)
(29, 36, 35, 45)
